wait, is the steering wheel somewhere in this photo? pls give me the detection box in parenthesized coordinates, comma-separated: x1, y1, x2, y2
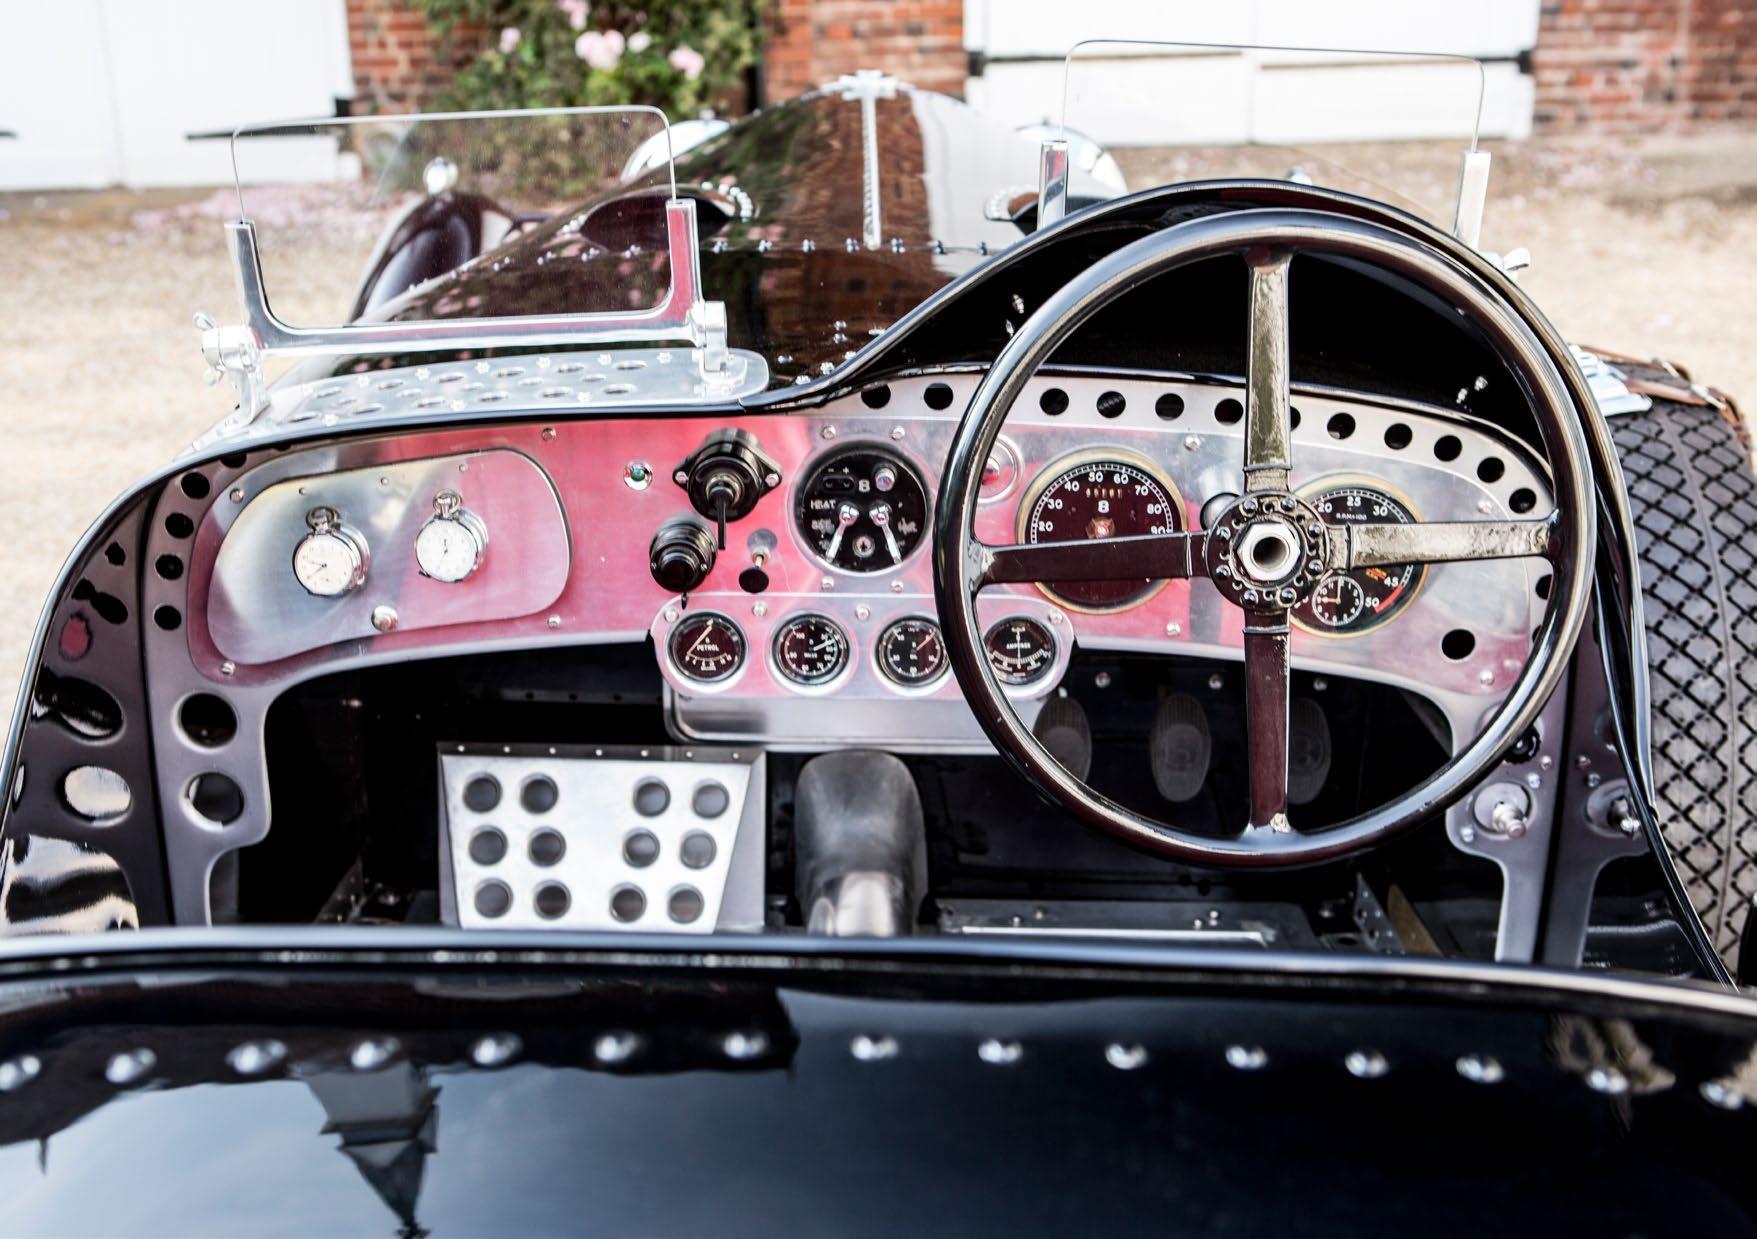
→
(932, 208, 1596, 866)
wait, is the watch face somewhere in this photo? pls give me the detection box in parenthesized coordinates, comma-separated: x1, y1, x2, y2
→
(416, 517, 482, 582)
(292, 531, 363, 597)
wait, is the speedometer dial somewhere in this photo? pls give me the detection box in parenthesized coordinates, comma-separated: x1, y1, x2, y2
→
(772, 614, 851, 686)
(1019, 453, 1184, 611)
(1292, 483, 1425, 637)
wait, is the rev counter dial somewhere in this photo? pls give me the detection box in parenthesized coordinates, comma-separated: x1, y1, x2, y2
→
(795, 447, 928, 572)
(1019, 453, 1184, 612)
(668, 612, 746, 684)
(984, 617, 1057, 686)
(1292, 483, 1426, 637)
(772, 613, 851, 687)
(877, 617, 947, 688)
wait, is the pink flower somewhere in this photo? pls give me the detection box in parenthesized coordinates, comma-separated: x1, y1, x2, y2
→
(668, 45, 705, 80)
(498, 26, 521, 53)
(627, 31, 652, 53)
(575, 28, 623, 70)
(557, 0, 589, 31)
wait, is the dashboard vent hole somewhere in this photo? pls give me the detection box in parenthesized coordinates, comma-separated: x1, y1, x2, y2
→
(153, 605, 182, 632)
(1155, 393, 1185, 420)
(1477, 457, 1506, 483)
(924, 382, 955, 411)
(668, 885, 705, 924)
(610, 885, 646, 922)
(178, 694, 236, 747)
(1039, 388, 1069, 416)
(1441, 629, 1476, 661)
(1509, 488, 1537, 514)
(103, 542, 125, 567)
(1535, 573, 1552, 600)
(534, 882, 571, 920)
(186, 772, 244, 825)
(220, 452, 248, 469)
(1434, 435, 1463, 462)
(1214, 398, 1243, 425)
(62, 765, 130, 821)
(860, 385, 891, 409)
(1384, 423, 1413, 450)
(1326, 413, 1355, 440)
(1097, 390, 1126, 419)
(463, 775, 501, 812)
(1289, 406, 1302, 430)
(474, 880, 512, 918)
(154, 554, 184, 581)
(468, 827, 508, 866)
(520, 775, 559, 814)
(633, 779, 670, 816)
(179, 473, 211, 501)
(623, 829, 660, 868)
(528, 828, 566, 867)
(164, 513, 194, 539)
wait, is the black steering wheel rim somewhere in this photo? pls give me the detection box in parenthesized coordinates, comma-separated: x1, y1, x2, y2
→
(931, 206, 1596, 867)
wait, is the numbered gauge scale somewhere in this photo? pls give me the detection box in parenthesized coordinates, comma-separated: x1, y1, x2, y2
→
(1292, 482, 1426, 637)
(1018, 452, 1184, 612)
(668, 612, 747, 684)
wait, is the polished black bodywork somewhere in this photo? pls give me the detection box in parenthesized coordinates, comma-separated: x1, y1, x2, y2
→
(0, 933, 1753, 1236)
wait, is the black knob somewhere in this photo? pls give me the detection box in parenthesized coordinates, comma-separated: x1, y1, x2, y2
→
(650, 517, 718, 594)
(676, 430, 781, 550)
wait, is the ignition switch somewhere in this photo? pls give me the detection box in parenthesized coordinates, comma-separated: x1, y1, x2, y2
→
(674, 430, 782, 550)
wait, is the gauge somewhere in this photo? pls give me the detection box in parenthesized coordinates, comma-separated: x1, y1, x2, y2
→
(291, 506, 369, 598)
(414, 491, 488, 583)
(984, 617, 1057, 686)
(1292, 484, 1425, 637)
(796, 447, 929, 572)
(877, 617, 948, 688)
(773, 613, 851, 686)
(668, 612, 747, 683)
(1019, 454, 1184, 611)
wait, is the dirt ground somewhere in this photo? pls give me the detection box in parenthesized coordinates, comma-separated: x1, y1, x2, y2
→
(1, 131, 1754, 722)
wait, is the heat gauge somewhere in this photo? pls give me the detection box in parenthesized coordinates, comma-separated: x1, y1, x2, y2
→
(668, 612, 747, 684)
(983, 617, 1057, 686)
(772, 614, 851, 687)
(877, 617, 947, 688)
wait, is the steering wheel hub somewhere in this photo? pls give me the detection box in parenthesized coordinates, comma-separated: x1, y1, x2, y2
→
(1205, 493, 1327, 607)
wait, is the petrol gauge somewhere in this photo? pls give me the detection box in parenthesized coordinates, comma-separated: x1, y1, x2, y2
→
(773, 613, 851, 686)
(877, 617, 948, 688)
(1292, 483, 1425, 637)
(795, 447, 929, 572)
(1019, 453, 1184, 611)
(984, 617, 1057, 686)
(668, 612, 747, 683)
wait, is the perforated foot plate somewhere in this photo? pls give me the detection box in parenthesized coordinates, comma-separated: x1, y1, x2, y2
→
(438, 743, 765, 932)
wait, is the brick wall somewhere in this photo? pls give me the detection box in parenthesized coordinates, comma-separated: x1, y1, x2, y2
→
(1533, 0, 1757, 134)
(346, 0, 478, 114)
(764, 0, 964, 101)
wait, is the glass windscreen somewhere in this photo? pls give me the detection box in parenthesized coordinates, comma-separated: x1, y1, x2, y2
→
(229, 107, 677, 328)
(1057, 39, 1489, 229)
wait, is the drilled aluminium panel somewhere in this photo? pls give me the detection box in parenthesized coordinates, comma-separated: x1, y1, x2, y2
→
(1612, 401, 1757, 962)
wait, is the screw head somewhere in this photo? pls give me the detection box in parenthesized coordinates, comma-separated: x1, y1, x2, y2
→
(371, 605, 398, 632)
(1165, 621, 1181, 637)
(547, 614, 562, 629)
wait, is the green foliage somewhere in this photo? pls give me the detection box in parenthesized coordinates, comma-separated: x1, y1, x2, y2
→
(415, 0, 765, 118)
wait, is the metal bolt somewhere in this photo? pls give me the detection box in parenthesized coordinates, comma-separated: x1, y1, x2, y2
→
(1456, 1054, 1504, 1084)
(664, 606, 679, 623)
(1459, 824, 1477, 843)
(1225, 1044, 1267, 1071)
(1165, 621, 1182, 637)
(1585, 772, 1602, 788)
(851, 1034, 899, 1062)
(1208, 672, 1224, 691)
(855, 605, 871, 621)
(1094, 671, 1112, 688)
(371, 605, 399, 632)
(820, 425, 837, 439)
(1105, 1043, 1149, 1071)
(1575, 754, 1591, 770)
(1277, 587, 1297, 605)
(978, 1039, 1023, 1065)
(541, 426, 557, 441)
(890, 426, 905, 440)
(1479, 668, 1495, 686)
(1184, 435, 1201, 451)
(1702, 1079, 1746, 1110)
(753, 601, 767, 617)
(1525, 772, 1542, 791)
(547, 614, 561, 629)
(1345, 1050, 1389, 1079)
(821, 576, 835, 591)
(229, 487, 244, 503)
(890, 580, 904, 593)
(1312, 677, 1328, 692)
(220, 661, 236, 677)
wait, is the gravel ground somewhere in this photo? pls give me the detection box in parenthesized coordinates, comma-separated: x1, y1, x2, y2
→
(1, 132, 1754, 723)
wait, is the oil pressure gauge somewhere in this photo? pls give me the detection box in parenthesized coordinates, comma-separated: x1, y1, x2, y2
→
(292, 505, 369, 598)
(415, 489, 488, 583)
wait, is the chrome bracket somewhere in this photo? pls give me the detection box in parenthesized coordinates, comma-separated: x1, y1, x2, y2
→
(1036, 138, 1070, 229)
(201, 195, 730, 419)
(832, 69, 898, 250)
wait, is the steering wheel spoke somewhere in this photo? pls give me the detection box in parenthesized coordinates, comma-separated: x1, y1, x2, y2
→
(975, 530, 1208, 589)
(1242, 607, 1293, 834)
(1244, 248, 1294, 494)
(1330, 512, 1558, 569)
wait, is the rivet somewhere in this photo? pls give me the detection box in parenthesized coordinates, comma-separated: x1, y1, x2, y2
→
(1312, 677, 1328, 692)
(723, 1031, 769, 1061)
(1208, 673, 1224, 691)
(1105, 1043, 1149, 1071)
(821, 576, 836, 591)
(105, 1048, 157, 1086)
(547, 614, 562, 629)
(229, 487, 244, 503)
(541, 426, 557, 441)
(594, 1031, 642, 1064)
(1478, 668, 1495, 686)
(1225, 1044, 1267, 1070)
(220, 661, 236, 677)
(978, 1038, 1022, 1065)
(1184, 435, 1201, 451)
(1701, 1078, 1746, 1110)
(850, 1034, 899, 1062)
(226, 1039, 288, 1076)
(820, 425, 837, 440)
(349, 1037, 399, 1072)
(1585, 772, 1602, 788)
(890, 426, 905, 440)
(753, 601, 769, 618)
(1456, 1054, 1503, 1084)
(664, 606, 679, 623)
(1586, 1066, 1630, 1095)
(855, 605, 871, 621)
(1165, 621, 1182, 637)
(1094, 671, 1111, 688)
(470, 1033, 522, 1068)
(1525, 772, 1543, 791)
(371, 605, 399, 633)
(890, 580, 904, 593)
(1460, 824, 1477, 843)
(0, 1054, 41, 1092)
(1345, 1049, 1389, 1078)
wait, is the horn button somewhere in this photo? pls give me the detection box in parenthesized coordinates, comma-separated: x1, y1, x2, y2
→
(1205, 492, 1330, 609)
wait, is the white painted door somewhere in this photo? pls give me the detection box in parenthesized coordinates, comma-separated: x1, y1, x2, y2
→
(964, 0, 1539, 145)
(0, 0, 352, 190)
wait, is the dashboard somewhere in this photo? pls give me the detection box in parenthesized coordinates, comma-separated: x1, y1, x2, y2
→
(162, 371, 1552, 760)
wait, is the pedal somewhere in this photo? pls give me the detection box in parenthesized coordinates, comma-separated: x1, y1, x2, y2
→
(1033, 694, 1094, 782)
(1150, 693, 1210, 802)
(438, 743, 764, 932)
(1288, 697, 1332, 806)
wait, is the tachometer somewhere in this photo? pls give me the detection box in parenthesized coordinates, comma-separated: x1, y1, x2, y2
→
(668, 612, 747, 683)
(1019, 453, 1184, 611)
(796, 447, 929, 572)
(773, 613, 851, 686)
(984, 617, 1056, 686)
(877, 617, 947, 688)
(1292, 484, 1425, 637)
